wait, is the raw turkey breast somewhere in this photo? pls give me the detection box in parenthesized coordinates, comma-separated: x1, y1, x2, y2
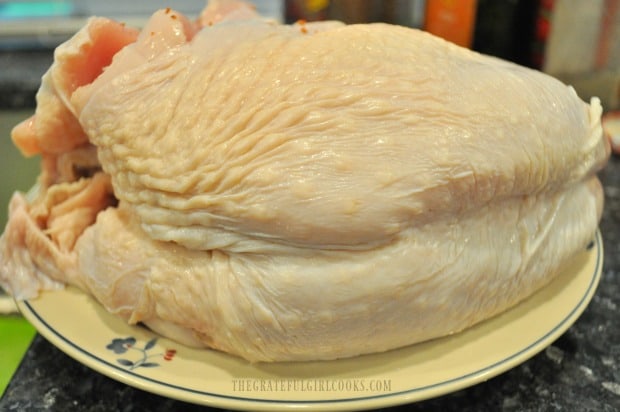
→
(0, 0, 610, 362)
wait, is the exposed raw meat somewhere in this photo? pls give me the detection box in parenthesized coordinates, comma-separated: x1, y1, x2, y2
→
(12, 18, 138, 157)
(0, 0, 610, 361)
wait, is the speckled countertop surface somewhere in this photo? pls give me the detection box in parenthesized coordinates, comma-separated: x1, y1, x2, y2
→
(0, 154, 616, 411)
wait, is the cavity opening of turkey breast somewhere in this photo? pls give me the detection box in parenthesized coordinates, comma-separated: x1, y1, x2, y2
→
(0, 0, 610, 362)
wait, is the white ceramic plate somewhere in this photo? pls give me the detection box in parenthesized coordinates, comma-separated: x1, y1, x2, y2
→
(17, 231, 603, 411)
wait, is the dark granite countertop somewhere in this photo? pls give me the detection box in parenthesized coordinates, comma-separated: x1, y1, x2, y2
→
(0, 150, 618, 410)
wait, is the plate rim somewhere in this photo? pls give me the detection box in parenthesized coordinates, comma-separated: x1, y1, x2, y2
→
(17, 230, 604, 411)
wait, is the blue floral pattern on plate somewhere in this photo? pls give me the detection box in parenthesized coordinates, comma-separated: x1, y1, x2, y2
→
(105, 336, 176, 370)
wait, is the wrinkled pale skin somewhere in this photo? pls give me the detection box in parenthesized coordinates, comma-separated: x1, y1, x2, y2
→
(0, 0, 610, 361)
(75, 19, 608, 252)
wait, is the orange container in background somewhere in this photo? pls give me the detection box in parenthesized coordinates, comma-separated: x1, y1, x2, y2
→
(425, 0, 478, 48)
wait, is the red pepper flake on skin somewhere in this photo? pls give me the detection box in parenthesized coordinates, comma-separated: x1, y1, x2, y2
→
(165, 7, 171, 14)
(171, 14, 177, 20)
(297, 19, 308, 34)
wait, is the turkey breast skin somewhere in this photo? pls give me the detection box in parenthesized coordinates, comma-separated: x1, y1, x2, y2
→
(0, 0, 609, 362)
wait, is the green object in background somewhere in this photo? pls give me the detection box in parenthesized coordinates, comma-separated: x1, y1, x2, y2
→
(0, 1, 74, 20)
(0, 110, 40, 230)
(0, 111, 41, 396)
(0, 316, 36, 397)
